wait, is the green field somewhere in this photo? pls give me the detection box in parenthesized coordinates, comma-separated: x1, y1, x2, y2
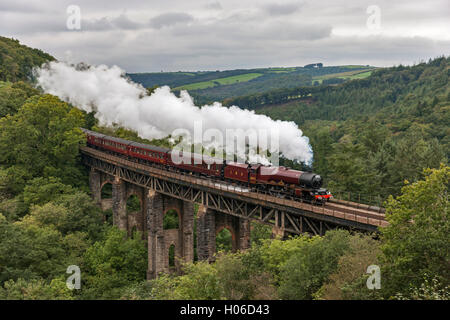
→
(312, 68, 373, 84)
(340, 70, 372, 79)
(341, 65, 372, 69)
(174, 73, 263, 91)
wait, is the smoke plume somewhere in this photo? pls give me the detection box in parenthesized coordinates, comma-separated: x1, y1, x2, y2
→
(35, 62, 313, 164)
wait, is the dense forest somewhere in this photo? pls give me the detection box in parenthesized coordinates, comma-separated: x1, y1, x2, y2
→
(0, 38, 448, 300)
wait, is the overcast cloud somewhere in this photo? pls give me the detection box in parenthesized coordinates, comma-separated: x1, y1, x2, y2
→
(1, 0, 449, 72)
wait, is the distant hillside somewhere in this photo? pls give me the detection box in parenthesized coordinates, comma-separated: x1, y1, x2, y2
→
(258, 57, 449, 124)
(256, 56, 449, 199)
(0, 37, 55, 82)
(128, 65, 374, 105)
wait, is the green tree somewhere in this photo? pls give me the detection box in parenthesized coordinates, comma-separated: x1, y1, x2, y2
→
(82, 226, 147, 299)
(0, 81, 39, 118)
(278, 230, 351, 300)
(0, 277, 73, 300)
(0, 214, 68, 283)
(250, 221, 272, 247)
(317, 233, 381, 300)
(0, 94, 86, 194)
(22, 176, 74, 209)
(380, 164, 449, 298)
(20, 190, 104, 240)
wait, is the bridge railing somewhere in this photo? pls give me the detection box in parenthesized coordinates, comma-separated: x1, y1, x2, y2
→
(328, 190, 387, 208)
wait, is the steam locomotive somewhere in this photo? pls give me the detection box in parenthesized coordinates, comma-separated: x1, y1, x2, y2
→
(82, 128, 332, 202)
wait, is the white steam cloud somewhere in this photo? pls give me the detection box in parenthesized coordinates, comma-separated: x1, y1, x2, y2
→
(35, 62, 313, 164)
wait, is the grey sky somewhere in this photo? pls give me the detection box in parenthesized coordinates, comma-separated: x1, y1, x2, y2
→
(1, 0, 449, 72)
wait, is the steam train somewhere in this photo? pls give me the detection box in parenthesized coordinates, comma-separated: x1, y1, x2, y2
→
(82, 129, 332, 202)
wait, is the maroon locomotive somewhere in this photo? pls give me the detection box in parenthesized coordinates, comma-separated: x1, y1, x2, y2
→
(82, 128, 332, 202)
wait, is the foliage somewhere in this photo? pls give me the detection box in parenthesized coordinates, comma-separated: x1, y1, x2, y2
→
(0, 37, 55, 82)
(259, 234, 313, 282)
(0, 81, 40, 117)
(316, 233, 381, 300)
(0, 94, 86, 195)
(250, 221, 272, 247)
(0, 277, 73, 300)
(134, 252, 276, 300)
(216, 228, 233, 252)
(82, 226, 148, 299)
(22, 176, 74, 209)
(394, 276, 450, 300)
(148, 261, 221, 300)
(0, 215, 68, 283)
(380, 164, 450, 298)
(126, 195, 141, 213)
(163, 210, 179, 229)
(215, 252, 276, 300)
(21, 190, 104, 240)
(278, 230, 351, 300)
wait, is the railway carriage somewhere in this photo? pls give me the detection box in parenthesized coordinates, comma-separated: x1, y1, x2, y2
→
(167, 151, 224, 178)
(128, 141, 169, 165)
(82, 128, 332, 202)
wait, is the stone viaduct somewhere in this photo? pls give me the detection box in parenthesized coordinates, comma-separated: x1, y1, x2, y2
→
(83, 146, 385, 279)
(89, 169, 250, 279)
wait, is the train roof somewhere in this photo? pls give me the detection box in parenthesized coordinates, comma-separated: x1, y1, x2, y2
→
(82, 127, 170, 152)
(106, 135, 135, 146)
(82, 128, 105, 138)
(168, 151, 224, 164)
(129, 141, 170, 153)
